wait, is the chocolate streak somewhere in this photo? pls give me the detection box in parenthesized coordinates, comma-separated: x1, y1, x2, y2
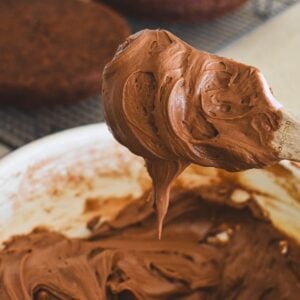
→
(1, 189, 300, 299)
(102, 29, 282, 235)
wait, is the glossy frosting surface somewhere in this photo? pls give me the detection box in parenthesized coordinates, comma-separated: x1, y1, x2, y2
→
(102, 29, 282, 234)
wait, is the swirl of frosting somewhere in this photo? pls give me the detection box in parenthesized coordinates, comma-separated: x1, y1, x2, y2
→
(102, 29, 282, 236)
(2, 190, 300, 299)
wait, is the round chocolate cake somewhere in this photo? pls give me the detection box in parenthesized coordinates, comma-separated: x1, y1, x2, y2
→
(101, 0, 249, 22)
(0, 0, 130, 106)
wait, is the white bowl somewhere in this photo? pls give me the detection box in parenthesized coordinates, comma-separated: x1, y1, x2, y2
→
(0, 123, 300, 247)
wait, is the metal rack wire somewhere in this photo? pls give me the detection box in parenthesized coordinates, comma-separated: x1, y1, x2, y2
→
(0, 0, 298, 149)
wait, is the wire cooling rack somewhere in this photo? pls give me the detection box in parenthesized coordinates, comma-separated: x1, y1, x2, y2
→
(0, 0, 298, 149)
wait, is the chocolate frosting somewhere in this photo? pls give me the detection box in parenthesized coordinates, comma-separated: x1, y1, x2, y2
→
(1, 188, 300, 299)
(102, 29, 283, 235)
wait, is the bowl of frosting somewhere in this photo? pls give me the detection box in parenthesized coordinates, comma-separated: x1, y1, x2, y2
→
(0, 123, 300, 299)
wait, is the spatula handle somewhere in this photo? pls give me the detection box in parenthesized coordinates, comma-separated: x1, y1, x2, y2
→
(273, 109, 300, 162)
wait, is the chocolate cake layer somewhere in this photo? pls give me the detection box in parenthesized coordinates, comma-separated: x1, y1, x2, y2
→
(101, 0, 248, 22)
(0, 0, 130, 106)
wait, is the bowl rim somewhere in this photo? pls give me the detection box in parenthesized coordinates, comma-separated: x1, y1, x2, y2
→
(0, 123, 109, 178)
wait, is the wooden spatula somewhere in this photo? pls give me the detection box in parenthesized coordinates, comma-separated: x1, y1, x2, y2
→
(273, 109, 300, 162)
